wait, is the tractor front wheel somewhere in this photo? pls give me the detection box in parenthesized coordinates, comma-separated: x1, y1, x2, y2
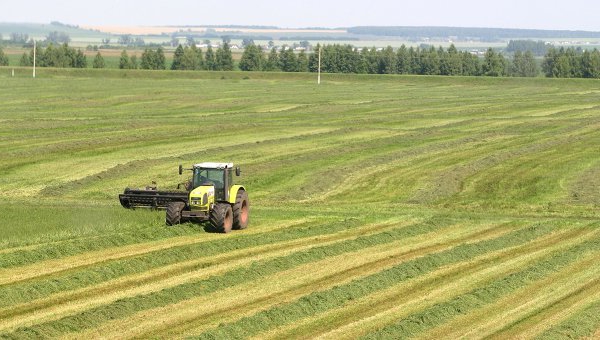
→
(166, 202, 185, 225)
(210, 203, 233, 233)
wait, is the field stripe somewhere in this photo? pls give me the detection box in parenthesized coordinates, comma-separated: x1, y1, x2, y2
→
(3, 216, 453, 338)
(142, 221, 517, 338)
(0, 218, 416, 332)
(183, 224, 553, 339)
(422, 240, 600, 339)
(259, 225, 595, 339)
(0, 221, 201, 267)
(535, 300, 600, 339)
(0, 218, 315, 285)
(360, 233, 600, 339)
(0, 216, 367, 308)
(85, 219, 513, 339)
(314, 121, 592, 204)
(486, 272, 600, 339)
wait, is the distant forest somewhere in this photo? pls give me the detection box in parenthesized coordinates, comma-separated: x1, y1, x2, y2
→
(348, 27, 600, 40)
(506, 40, 549, 56)
(235, 43, 600, 79)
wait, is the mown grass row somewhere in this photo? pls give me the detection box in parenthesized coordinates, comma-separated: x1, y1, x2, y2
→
(187, 224, 555, 339)
(537, 299, 600, 339)
(255, 223, 593, 340)
(411, 231, 600, 339)
(0, 216, 455, 336)
(0, 215, 365, 308)
(58, 220, 543, 339)
(362, 232, 600, 339)
(481, 272, 600, 339)
(80, 231, 492, 337)
(132, 222, 523, 337)
(0, 216, 409, 326)
(212, 228, 597, 340)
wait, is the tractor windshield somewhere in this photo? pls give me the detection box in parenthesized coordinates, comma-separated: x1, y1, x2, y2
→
(193, 168, 225, 189)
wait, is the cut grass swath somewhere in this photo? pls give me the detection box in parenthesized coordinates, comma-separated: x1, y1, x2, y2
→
(0, 218, 416, 331)
(536, 299, 600, 339)
(189, 225, 553, 339)
(362, 235, 600, 339)
(2, 217, 448, 337)
(262, 224, 597, 340)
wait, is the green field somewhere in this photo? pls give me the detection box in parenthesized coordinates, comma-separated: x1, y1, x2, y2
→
(0, 68, 599, 339)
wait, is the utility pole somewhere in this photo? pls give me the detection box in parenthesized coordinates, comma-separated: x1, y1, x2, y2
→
(317, 46, 321, 85)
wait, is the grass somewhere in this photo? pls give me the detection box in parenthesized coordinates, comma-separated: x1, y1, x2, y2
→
(363, 234, 600, 339)
(257, 225, 594, 339)
(0, 68, 599, 338)
(190, 224, 560, 339)
(537, 300, 600, 339)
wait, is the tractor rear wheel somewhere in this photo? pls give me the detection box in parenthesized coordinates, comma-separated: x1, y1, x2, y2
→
(166, 202, 185, 225)
(210, 203, 233, 233)
(233, 190, 249, 230)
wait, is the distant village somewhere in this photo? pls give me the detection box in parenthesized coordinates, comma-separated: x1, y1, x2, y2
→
(194, 42, 309, 52)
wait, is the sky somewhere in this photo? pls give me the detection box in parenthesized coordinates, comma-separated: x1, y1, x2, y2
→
(1, 0, 599, 31)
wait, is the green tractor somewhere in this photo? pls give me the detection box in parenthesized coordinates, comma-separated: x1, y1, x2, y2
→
(119, 162, 249, 233)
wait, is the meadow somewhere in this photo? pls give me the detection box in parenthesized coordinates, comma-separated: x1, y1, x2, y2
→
(0, 68, 599, 338)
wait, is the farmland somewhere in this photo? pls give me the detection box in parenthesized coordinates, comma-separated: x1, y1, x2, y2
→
(0, 68, 599, 338)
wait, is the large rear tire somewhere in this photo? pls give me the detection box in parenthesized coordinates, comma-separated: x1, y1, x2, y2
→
(210, 203, 233, 233)
(233, 190, 249, 230)
(166, 202, 185, 226)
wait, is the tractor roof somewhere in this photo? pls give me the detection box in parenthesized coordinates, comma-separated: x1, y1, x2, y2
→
(194, 162, 234, 169)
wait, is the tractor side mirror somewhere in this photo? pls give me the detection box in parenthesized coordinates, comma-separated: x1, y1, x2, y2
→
(236, 167, 241, 176)
(179, 164, 183, 175)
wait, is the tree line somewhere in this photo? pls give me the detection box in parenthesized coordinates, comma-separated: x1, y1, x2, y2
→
(117, 44, 235, 71)
(118, 48, 168, 70)
(18, 43, 87, 68)
(239, 44, 310, 72)
(238, 43, 600, 79)
(6, 42, 600, 79)
(170, 43, 234, 71)
(542, 47, 600, 78)
(237, 43, 537, 77)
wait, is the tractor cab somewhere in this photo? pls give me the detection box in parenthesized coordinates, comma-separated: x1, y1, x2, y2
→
(183, 162, 240, 201)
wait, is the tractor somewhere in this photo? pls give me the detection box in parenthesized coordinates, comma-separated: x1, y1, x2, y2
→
(119, 162, 249, 233)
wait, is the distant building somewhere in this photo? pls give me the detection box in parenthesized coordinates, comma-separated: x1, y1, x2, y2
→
(196, 43, 221, 49)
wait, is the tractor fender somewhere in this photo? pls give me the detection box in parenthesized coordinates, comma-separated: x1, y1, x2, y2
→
(228, 185, 245, 204)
